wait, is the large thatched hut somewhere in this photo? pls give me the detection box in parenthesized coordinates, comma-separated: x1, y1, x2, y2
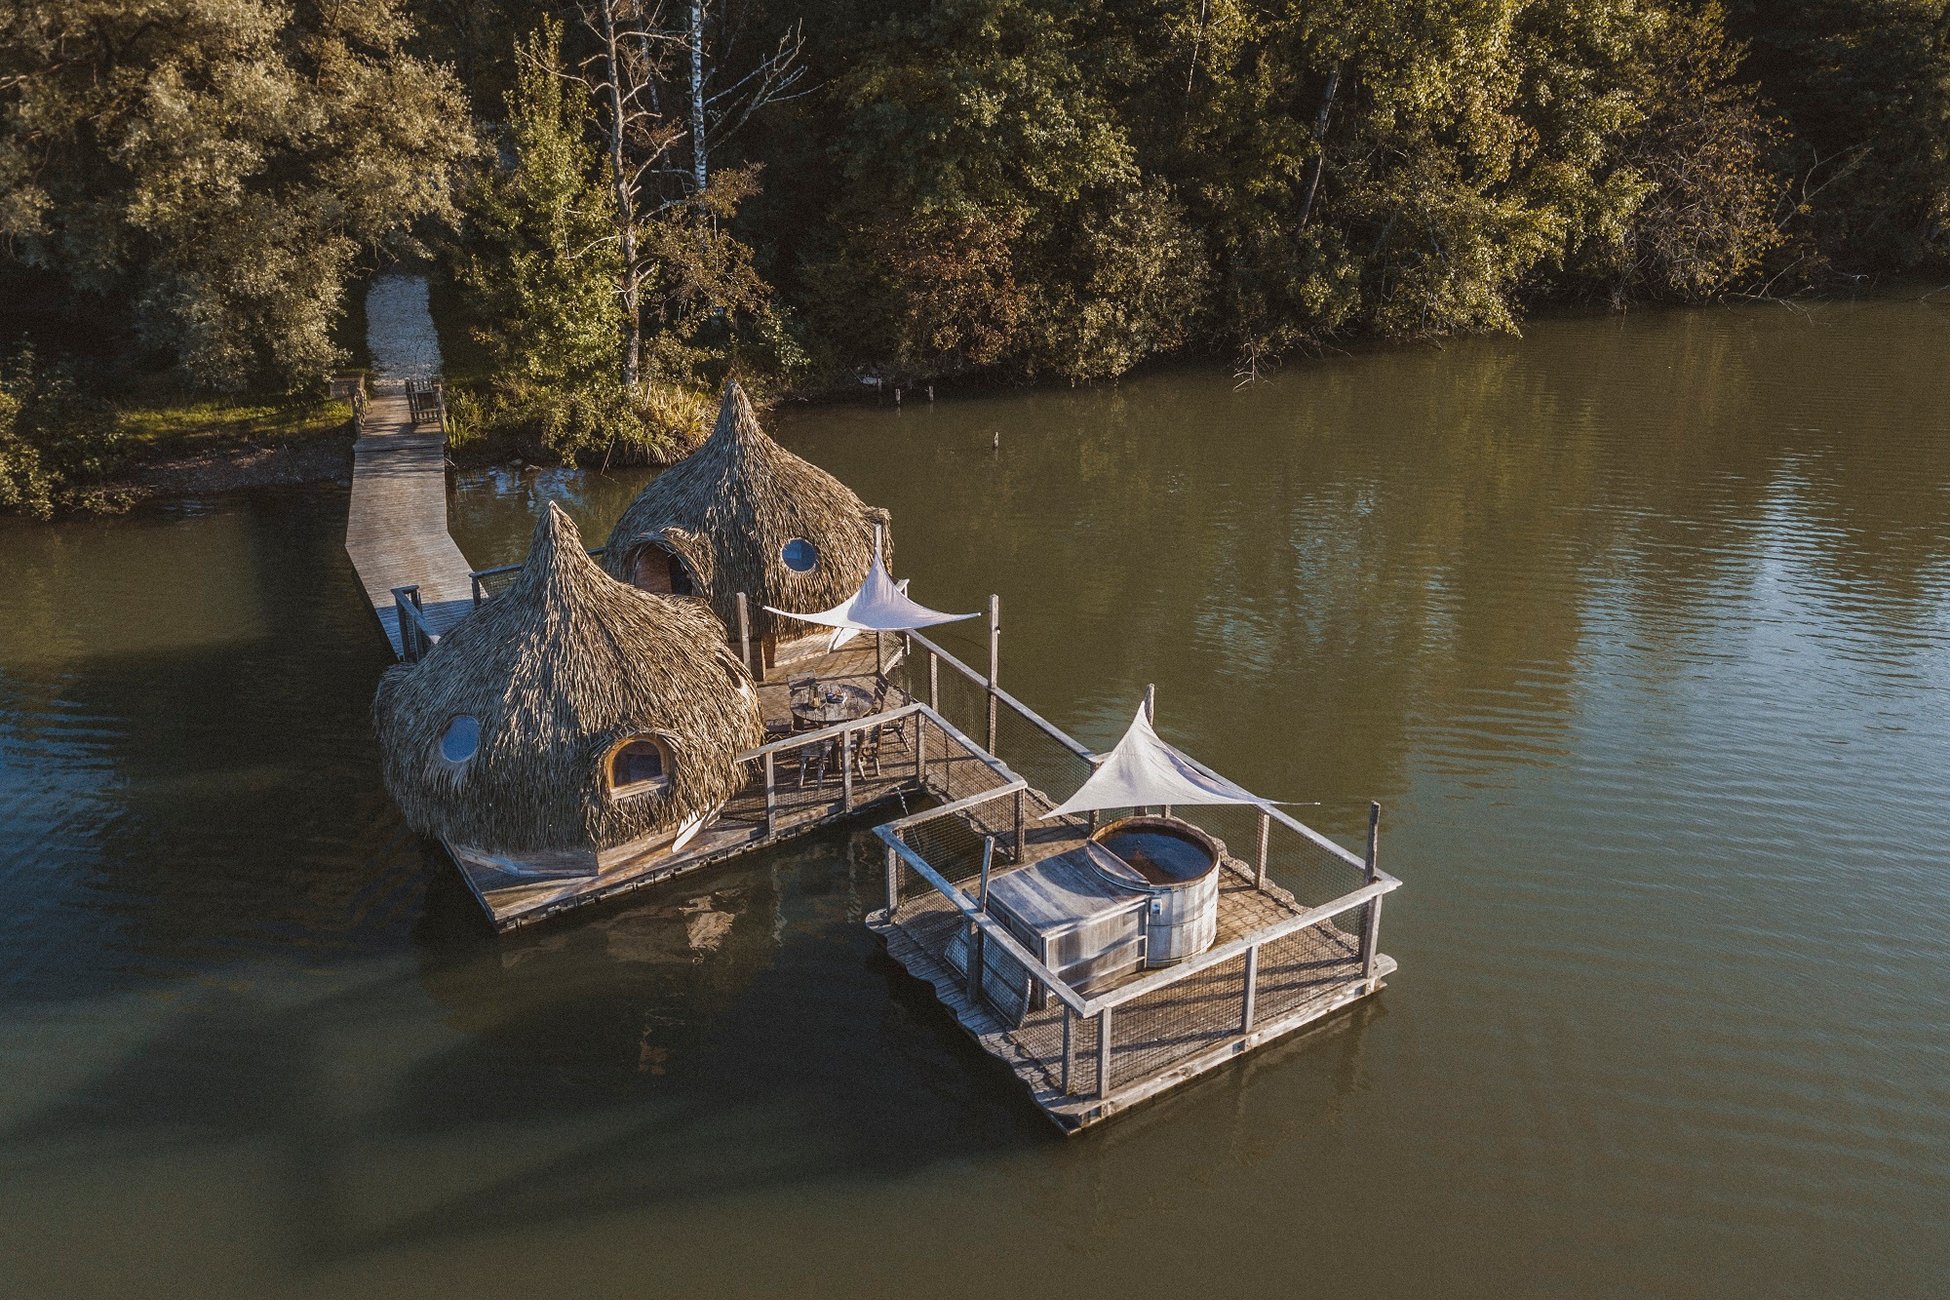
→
(602, 381, 891, 670)
(375, 502, 765, 872)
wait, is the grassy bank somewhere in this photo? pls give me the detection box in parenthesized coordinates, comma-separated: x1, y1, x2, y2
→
(100, 392, 356, 503)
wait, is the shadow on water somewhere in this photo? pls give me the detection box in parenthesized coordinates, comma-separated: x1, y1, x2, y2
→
(1, 822, 1059, 1273)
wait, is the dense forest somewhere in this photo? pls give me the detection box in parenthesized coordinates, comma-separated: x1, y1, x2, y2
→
(3, 0, 1949, 512)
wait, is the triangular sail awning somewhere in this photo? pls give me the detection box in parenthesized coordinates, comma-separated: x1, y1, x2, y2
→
(764, 542, 977, 647)
(1042, 703, 1270, 820)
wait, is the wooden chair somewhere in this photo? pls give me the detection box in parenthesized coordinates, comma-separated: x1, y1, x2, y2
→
(852, 680, 900, 779)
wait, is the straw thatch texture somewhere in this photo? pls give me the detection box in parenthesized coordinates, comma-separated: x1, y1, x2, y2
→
(375, 502, 765, 854)
(601, 382, 892, 644)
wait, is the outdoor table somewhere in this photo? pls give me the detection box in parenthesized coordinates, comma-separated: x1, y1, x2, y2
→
(790, 681, 877, 728)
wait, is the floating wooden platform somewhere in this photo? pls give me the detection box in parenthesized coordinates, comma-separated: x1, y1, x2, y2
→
(344, 380, 474, 657)
(869, 828, 1395, 1133)
(447, 644, 1015, 931)
(861, 632, 1403, 1133)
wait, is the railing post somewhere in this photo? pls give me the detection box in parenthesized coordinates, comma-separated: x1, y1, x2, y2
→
(913, 711, 926, 783)
(1014, 787, 1027, 862)
(1241, 944, 1259, 1033)
(884, 840, 900, 914)
(1096, 1007, 1114, 1098)
(986, 594, 1000, 756)
(763, 751, 777, 836)
(1361, 801, 1383, 982)
(842, 729, 855, 811)
(391, 585, 421, 662)
(736, 592, 753, 677)
(928, 651, 939, 710)
(471, 572, 484, 608)
(1061, 1008, 1075, 1095)
(1255, 808, 1270, 890)
(967, 837, 995, 1003)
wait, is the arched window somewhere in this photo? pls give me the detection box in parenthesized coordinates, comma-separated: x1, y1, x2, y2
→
(608, 735, 674, 795)
(439, 715, 480, 763)
(780, 537, 818, 572)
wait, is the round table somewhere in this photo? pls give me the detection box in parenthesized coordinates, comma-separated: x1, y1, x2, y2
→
(790, 681, 877, 728)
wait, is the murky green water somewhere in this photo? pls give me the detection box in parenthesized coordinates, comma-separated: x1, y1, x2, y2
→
(5, 297, 1950, 1298)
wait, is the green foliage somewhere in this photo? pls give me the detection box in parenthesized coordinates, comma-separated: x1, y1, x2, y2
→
(453, 18, 799, 462)
(0, 0, 473, 392)
(0, 349, 125, 519)
(457, 19, 637, 460)
(1727, 0, 1950, 272)
(1584, 3, 1784, 302)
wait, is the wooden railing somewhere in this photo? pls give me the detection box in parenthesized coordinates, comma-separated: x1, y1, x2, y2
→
(735, 700, 1019, 839)
(875, 698, 1400, 1104)
(389, 584, 439, 662)
(405, 377, 446, 432)
(470, 548, 608, 606)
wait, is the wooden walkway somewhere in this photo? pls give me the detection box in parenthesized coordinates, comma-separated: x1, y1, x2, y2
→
(345, 380, 474, 657)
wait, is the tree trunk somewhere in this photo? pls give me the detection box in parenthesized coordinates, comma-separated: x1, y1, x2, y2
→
(1297, 64, 1342, 232)
(597, 0, 641, 388)
(690, 0, 708, 193)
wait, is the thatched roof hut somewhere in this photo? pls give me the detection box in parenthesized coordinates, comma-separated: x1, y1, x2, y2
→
(601, 382, 891, 662)
(375, 502, 764, 859)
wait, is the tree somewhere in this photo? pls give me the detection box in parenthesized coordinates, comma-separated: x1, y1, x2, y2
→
(1586, 3, 1784, 302)
(570, 0, 804, 389)
(459, 19, 631, 457)
(1726, 0, 1950, 271)
(0, 0, 473, 392)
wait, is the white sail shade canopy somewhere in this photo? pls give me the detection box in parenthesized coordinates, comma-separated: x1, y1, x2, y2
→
(764, 540, 977, 650)
(1043, 702, 1271, 820)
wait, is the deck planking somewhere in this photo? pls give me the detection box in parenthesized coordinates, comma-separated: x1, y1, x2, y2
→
(345, 381, 475, 657)
(866, 780, 1395, 1132)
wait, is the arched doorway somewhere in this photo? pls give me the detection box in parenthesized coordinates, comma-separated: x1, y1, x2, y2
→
(627, 540, 697, 597)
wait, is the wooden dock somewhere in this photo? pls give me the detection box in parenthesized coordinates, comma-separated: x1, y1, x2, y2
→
(332, 278, 1405, 1126)
(345, 379, 474, 657)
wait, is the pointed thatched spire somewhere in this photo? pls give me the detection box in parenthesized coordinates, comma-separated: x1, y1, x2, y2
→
(375, 503, 764, 854)
(602, 381, 892, 646)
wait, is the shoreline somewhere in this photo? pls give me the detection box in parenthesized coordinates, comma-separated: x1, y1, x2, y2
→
(101, 427, 357, 505)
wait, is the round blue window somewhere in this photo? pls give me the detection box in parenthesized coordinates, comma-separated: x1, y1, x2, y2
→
(439, 715, 480, 763)
(781, 538, 818, 572)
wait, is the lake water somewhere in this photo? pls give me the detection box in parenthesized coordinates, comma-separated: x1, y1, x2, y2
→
(4, 297, 1948, 1297)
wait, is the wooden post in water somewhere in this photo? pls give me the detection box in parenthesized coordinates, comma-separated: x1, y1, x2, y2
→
(736, 593, 753, 676)
(986, 594, 1001, 755)
(1361, 801, 1383, 983)
(967, 837, 995, 1002)
(842, 730, 855, 810)
(1255, 809, 1271, 890)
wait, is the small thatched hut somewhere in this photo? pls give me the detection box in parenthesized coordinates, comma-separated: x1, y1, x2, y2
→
(602, 381, 891, 670)
(375, 502, 765, 871)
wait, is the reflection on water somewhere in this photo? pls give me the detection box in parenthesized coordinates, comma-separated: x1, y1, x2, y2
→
(4, 297, 1950, 1297)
